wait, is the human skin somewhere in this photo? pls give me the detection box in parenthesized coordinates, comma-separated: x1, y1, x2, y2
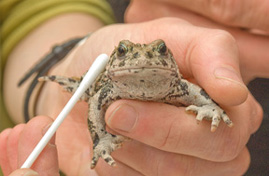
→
(2, 14, 263, 176)
(0, 116, 59, 176)
(125, 0, 269, 82)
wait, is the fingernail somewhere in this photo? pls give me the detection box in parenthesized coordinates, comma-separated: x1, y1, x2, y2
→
(214, 67, 247, 89)
(107, 104, 138, 132)
(42, 123, 52, 135)
(42, 123, 55, 146)
(24, 170, 39, 176)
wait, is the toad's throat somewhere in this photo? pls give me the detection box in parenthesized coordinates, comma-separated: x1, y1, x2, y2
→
(108, 67, 178, 99)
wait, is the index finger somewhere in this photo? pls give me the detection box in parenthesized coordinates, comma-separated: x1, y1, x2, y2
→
(105, 94, 263, 162)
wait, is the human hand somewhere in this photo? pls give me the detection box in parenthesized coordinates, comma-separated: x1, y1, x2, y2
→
(0, 116, 59, 176)
(125, 0, 269, 83)
(36, 18, 263, 175)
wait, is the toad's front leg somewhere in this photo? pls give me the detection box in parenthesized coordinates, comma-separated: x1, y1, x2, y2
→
(88, 85, 126, 169)
(166, 79, 233, 132)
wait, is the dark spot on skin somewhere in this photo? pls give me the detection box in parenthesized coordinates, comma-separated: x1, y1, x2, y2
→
(49, 76, 56, 81)
(129, 46, 133, 52)
(147, 62, 153, 66)
(170, 72, 177, 77)
(115, 96, 121, 100)
(68, 78, 76, 83)
(179, 80, 188, 91)
(97, 87, 111, 110)
(146, 51, 153, 58)
(85, 89, 90, 96)
(102, 150, 106, 155)
(119, 61, 125, 67)
(168, 94, 184, 99)
(123, 83, 127, 86)
(67, 87, 73, 92)
(133, 52, 140, 58)
(140, 80, 145, 82)
(212, 109, 215, 111)
(58, 82, 65, 85)
(134, 71, 139, 73)
(225, 120, 232, 125)
(111, 134, 116, 138)
(200, 89, 210, 100)
(93, 135, 100, 148)
(88, 119, 95, 128)
(110, 51, 116, 58)
(159, 59, 168, 66)
(105, 158, 112, 163)
(166, 81, 189, 99)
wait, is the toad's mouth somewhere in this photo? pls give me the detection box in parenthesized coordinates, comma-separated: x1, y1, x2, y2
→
(108, 67, 177, 77)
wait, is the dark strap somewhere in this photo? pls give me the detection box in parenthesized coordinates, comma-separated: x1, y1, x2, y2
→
(18, 36, 86, 122)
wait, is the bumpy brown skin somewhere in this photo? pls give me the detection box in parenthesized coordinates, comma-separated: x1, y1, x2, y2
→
(39, 39, 233, 169)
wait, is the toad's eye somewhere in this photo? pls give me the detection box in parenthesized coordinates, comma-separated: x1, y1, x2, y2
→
(157, 42, 167, 55)
(117, 43, 128, 57)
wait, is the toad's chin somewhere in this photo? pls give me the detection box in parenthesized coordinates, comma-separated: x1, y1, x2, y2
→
(108, 68, 177, 99)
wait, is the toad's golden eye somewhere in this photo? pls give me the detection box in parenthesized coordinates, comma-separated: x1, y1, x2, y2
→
(117, 43, 128, 57)
(157, 42, 167, 55)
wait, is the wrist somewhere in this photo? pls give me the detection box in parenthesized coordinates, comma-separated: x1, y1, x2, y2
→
(4, 13, 104, 123)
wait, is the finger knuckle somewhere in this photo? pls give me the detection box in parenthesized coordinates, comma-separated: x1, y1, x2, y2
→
(230, 148, 251, 176)
(155, 154, 196, 176)
(155, 17, 192, 26)
(251, 101, 264, 133)
(210, 29, 236, 46)
(208, 0, 240, 24)
(212, 130, 245, 161)
(159, 118, 183, 151)
(0, 128, 12, 139)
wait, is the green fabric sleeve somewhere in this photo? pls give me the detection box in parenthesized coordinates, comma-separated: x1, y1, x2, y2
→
(0, 0, 115, 131)
(1, 0, 115, 66)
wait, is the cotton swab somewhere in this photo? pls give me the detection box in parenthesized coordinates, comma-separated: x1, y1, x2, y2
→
(21, 54, 109, 168)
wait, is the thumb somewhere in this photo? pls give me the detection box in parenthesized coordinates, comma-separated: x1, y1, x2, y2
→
(185, 30, 249, 106)
(17, 116, 59, 175)
(9, 168, 39, 176)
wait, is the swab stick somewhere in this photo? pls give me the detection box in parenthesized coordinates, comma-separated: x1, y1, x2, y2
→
(21, 54, 109, 168)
